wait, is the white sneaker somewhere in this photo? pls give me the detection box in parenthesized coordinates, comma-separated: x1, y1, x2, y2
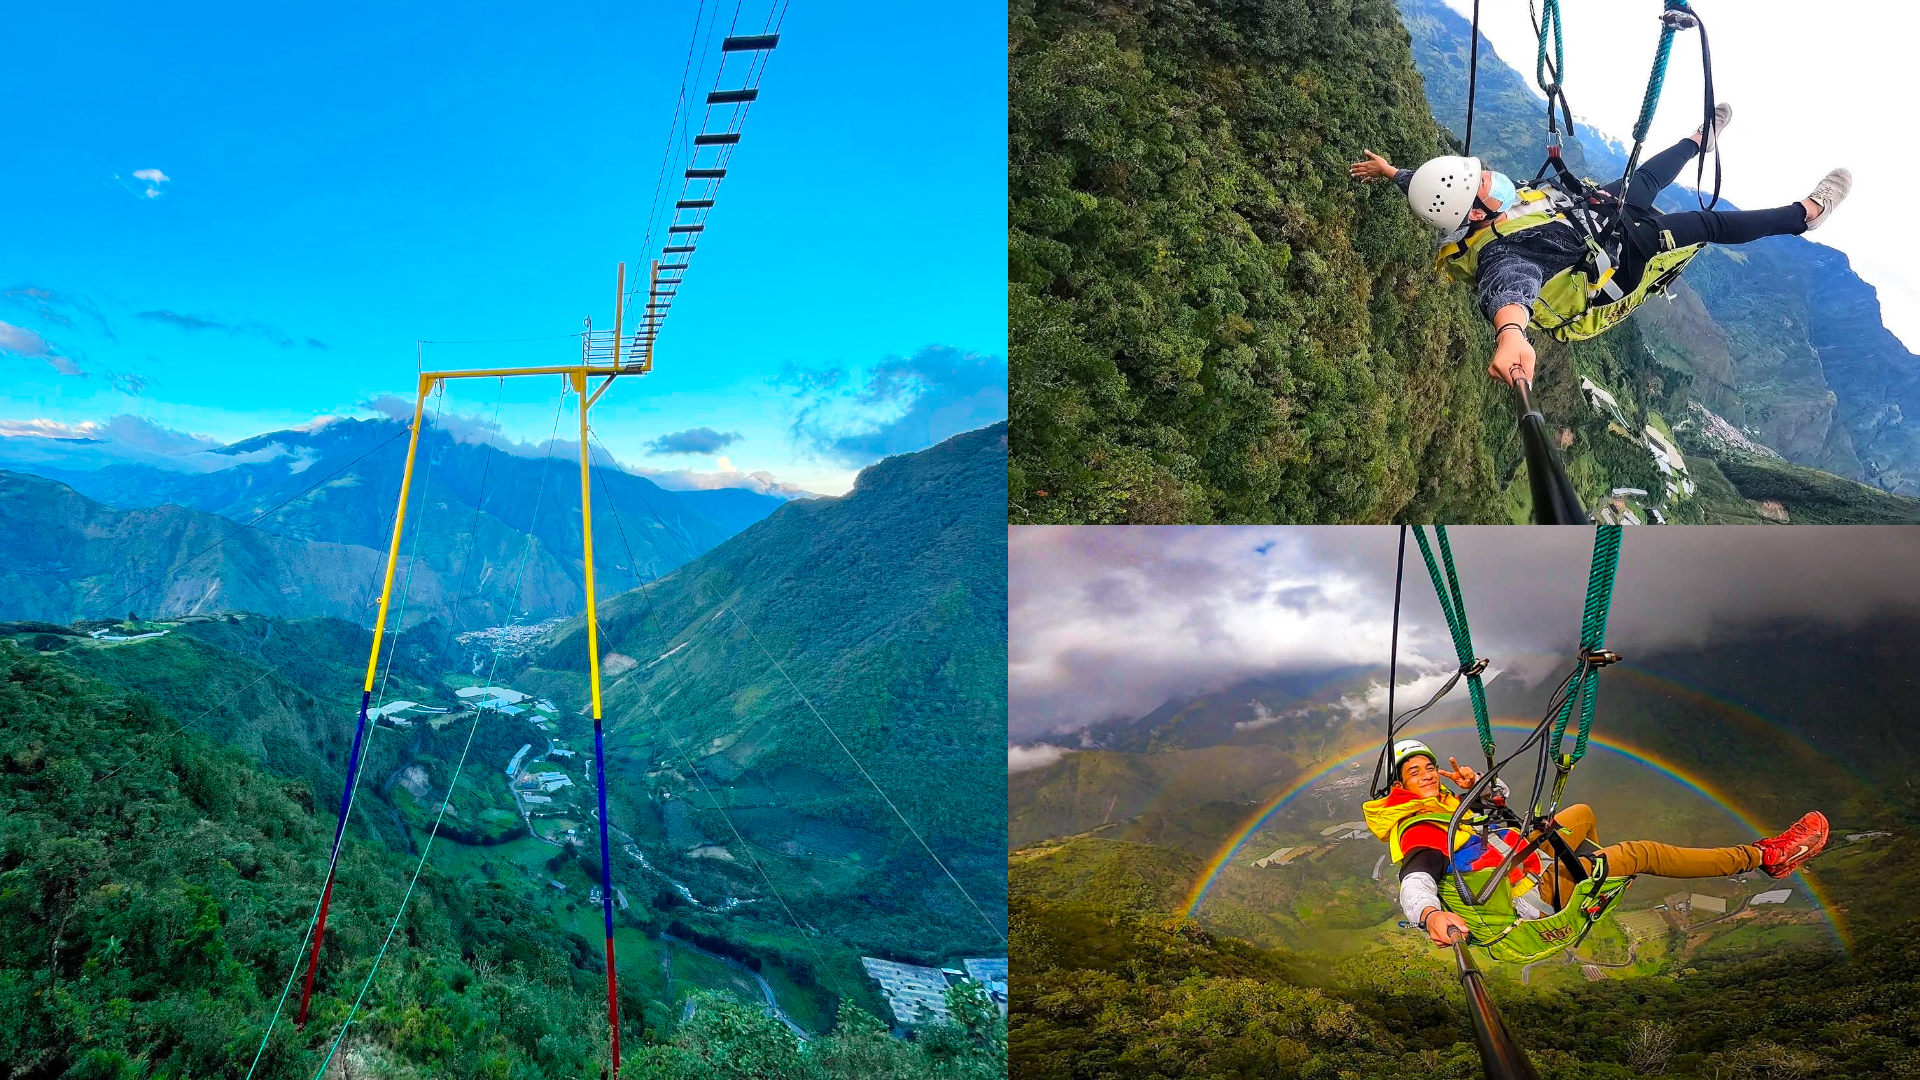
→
(1693, 102, 1733, 152)
(1805, 168, 1852, 231)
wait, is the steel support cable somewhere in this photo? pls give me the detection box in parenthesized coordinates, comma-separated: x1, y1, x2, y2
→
(637, 0, 713, 283)
(1368, 525, 1409, 799)
(1464, 0, 1481, 155)
(624, 0, 730, 329)
(294, 390, 448, 1027)
(633, 0, 786, 345)
(722, 605, 1007, 945)
(97, 426, 412, 620)
(584, 430, 833, 979)
(307, 387, 573, 1076)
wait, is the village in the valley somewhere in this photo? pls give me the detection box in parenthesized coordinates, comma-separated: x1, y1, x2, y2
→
(367, 675, 1006, 1034)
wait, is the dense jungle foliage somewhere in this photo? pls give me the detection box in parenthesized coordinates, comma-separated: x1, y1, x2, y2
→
(0, 641, 1006, 1078)
(1012, 894, 1920, 1079)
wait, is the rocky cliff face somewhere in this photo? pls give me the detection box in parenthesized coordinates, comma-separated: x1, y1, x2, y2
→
(1803, 242, 1920, 494)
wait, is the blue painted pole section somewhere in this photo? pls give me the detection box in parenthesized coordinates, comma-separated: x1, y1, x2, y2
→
(296, 687, 374, 1026)
(595, 719, 616, 943)
(592, 717, 621, 1066)
(330, 690, 375, 852)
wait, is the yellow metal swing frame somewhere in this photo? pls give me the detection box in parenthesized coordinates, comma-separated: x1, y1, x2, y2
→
(336, 259, 659, 1069)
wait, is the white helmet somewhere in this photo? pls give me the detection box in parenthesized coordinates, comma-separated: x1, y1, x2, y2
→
(1407, 155, 1484, 229)
(1392, 739, 1438, 778)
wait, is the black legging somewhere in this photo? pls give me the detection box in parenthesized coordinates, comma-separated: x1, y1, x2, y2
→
(1599, 138, 1808, 247)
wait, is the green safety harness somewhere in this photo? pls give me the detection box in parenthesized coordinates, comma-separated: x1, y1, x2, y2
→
(1369, 524, 1630, 964)
(1450, 0, 1720, 344)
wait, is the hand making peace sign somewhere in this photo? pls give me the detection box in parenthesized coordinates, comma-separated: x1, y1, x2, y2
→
(1439, 756, 1479, 791)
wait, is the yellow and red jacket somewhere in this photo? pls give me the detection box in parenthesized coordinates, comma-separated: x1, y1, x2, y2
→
(1361, 787, 1541, 895)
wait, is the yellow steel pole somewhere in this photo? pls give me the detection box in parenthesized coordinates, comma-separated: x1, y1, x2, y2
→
(576, 372, 604, 717)
(646, 260, 658, 370)
(574, 367, 620, 1069)
(363, 377, 433, 691)
(612, 261, 625, 371)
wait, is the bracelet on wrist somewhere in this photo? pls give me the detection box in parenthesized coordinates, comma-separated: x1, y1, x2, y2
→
(1496, 322, 1527, 339)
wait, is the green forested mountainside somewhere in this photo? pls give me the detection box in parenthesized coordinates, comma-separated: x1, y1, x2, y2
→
(1004, 0, 1698, 523)
(517, 424, 1008, 958)
(44, 614, 459, 847)
(1008, 745, 1312, 851)
(671, 487, 791, 537)
(0, 469, 412, 625)
(1011, 890, 1920, 1079)
(7, 418, 741, 627)
(0, 642, 1004, 1078)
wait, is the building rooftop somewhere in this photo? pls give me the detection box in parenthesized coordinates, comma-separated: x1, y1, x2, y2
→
(456, 685, 528, 702)
(860, 958, 954, 1028)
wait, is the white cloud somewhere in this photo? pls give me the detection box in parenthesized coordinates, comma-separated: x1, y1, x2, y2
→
(0, 418, 100, 439)
(1009, 744, 1075, 773)
(1235, 700, 1309, 733)
(1338, 666, 1503, 726)
(0, 321, 53, 357)
(1013, 526, 1920, 742)
(0, 414, 248, 473)
(123, 168, 170, 198)
(350, 398, 815, 498)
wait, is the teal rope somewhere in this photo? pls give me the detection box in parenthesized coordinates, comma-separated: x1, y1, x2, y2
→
(1632, 1, 1692, 144)
(1534, 0, 1564, 95)
(1412, 526, 1494, 760)
(1548, 526, 1623, 766)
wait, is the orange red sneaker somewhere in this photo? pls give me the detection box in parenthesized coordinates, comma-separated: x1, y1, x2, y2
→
(1755, 811, 1829, 879)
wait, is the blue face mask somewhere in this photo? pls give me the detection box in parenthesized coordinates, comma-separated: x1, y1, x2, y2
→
(1485, 172, 1518, 214)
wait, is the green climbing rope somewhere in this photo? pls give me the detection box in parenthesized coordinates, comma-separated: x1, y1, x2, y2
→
(1547, 525, 1623, 768)
(1412, 526, 1494, 761)
(1631, 1, 1692, 144)
(1534, 0, 1564, 98)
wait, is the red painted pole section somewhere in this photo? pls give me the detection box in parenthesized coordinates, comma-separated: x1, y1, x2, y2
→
(296, 878, 338, 1026)
(606, 939, 622, 1071)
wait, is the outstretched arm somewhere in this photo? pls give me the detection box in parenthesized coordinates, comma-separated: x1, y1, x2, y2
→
(1400, 848, 1470, 946)
(1488, 305, 1536, 386)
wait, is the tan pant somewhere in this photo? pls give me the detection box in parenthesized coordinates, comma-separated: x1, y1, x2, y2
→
(1536, 803, 1761, 908)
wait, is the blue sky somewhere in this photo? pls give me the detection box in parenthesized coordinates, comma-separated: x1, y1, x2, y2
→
(1, 0, 1005, 495)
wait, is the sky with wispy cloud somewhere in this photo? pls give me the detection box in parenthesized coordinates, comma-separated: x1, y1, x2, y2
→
(1010, 526, 1920, 746)
(2, 0, 1004, 496)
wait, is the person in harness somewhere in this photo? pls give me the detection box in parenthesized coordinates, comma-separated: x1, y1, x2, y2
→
(1366, 739, 1830, 949)
(1348, 105, 1852, 388)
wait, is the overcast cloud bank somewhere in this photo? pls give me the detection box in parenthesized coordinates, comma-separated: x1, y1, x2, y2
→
(1011, 526, 1920, 743)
